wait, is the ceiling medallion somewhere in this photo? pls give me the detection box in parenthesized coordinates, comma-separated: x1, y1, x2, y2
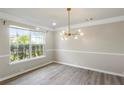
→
(60, 8, 84, 40)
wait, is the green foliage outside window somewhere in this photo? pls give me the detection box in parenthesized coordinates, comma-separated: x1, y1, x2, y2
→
(10, 29, 44, 62)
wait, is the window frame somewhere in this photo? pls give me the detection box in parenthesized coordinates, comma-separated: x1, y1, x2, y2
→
(9, 25, 46, 64)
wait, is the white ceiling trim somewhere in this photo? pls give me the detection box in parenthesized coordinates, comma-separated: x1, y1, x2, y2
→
(0, 12, 53, 31)
(1, 11, 124, 32)
(55, 15, 124, 31)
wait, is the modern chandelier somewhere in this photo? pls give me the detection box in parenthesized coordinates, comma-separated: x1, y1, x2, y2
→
(60, 8, 84, 40)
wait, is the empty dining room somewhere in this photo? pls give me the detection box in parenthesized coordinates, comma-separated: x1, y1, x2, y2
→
(0, 8, 124, 85)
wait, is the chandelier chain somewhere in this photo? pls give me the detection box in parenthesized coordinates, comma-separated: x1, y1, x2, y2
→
(67, 8, 71, 33)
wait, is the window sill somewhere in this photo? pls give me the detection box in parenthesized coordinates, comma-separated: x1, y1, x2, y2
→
(9, 55, 46, 65)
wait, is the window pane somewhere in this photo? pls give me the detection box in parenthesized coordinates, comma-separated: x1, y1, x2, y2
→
(17, 29, 30, 60)
(9, 27, 30, 62)
(31, 32, 43, 57)
(39, 44, 43, 55)
(9, 28, 18, 61)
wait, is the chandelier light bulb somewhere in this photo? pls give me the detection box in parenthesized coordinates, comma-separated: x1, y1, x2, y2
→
(65, 38, 68, 40)
(78, 29, 81, 32)
(80, 32, 84, 36)
(62, 31, 65, 33)
(74, 36, 78, 39)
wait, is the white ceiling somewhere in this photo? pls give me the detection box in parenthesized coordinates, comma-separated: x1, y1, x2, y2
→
(0, 8, 124, 28)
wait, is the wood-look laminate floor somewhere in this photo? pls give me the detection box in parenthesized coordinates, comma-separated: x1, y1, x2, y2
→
(2, 63, 124, 85)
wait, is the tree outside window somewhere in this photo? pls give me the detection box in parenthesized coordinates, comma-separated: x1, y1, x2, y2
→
(9, 27, 44, 62)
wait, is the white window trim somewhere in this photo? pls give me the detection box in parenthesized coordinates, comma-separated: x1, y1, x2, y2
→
(10, 55, 46, 65)
(9, 25, 46, 64)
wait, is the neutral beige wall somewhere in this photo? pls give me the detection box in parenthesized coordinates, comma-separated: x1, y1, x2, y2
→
(1, 19, 124, 79)
(54, 21, 124, 53)
(53, 21, 124, 75)
(0, 20, 54, 79)
(0, 20, 9, 55)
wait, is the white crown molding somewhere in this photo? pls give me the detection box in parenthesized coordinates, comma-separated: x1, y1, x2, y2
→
(55, 15, 124, 31)
(0, 12, 53, 31)
(1, 11, 124, 32)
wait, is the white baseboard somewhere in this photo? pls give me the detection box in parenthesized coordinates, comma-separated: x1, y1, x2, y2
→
(1, 60, 124, 82)
(54, 61, 124, 77)
(0, 61, 54, 82)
